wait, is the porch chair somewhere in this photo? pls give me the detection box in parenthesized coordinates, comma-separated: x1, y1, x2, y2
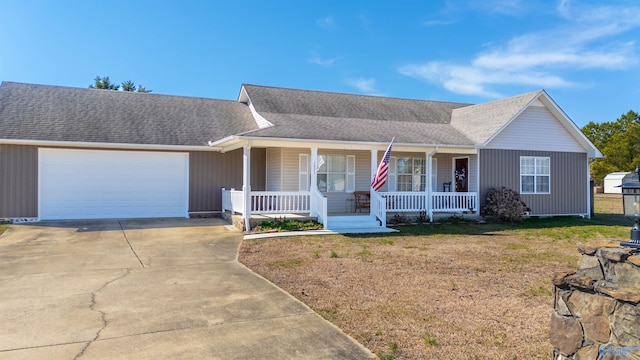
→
(353, 191, 370, 212)
(443, 182, 452, 192)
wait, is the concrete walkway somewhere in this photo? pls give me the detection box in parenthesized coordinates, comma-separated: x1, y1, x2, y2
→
(0, 218, 376, 359)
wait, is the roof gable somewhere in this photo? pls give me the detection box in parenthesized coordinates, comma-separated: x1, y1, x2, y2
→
(450, 90, 542, 144)
(450, 89, 601, 157)
(486, 105, 587, 152)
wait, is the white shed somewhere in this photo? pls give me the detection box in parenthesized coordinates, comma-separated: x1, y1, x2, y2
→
(604, 172, 634, 194)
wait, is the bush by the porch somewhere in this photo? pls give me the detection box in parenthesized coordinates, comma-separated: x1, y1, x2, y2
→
(482, 187, 530, 222)
(252, 218, 322, 232)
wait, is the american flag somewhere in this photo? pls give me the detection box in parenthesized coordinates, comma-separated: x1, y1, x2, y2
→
(371, 139, 393, 191)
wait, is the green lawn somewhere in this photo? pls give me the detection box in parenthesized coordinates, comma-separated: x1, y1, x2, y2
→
(240, 200, 631, 359)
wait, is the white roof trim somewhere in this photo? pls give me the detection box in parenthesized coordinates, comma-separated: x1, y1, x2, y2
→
(209, 135, 477, 153)
(238, 85, 273, 129)
(0, 139, 217, 151)
(248, 102, 273, 128)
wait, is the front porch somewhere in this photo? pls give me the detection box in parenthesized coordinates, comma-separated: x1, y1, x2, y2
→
(222, 189, 478, 232)
(218, 140, 480, 233)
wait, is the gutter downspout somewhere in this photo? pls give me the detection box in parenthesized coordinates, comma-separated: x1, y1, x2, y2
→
(587, 157, 597, 219)
(427, 147, 439, 222)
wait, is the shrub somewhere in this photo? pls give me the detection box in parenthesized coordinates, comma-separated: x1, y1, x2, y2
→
(253, 218, 322, 232)
(482, 187, 530, 222)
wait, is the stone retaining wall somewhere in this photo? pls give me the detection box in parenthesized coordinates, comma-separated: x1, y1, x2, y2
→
(551, 243, 640, 359)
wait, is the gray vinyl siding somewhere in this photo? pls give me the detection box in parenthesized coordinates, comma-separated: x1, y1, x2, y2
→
(266, 148, 282, 191)
(436, 154, 453, 191)
(479, 149, 587, 215)
(188, 148, 266, 212)
(0, 144, 38, 217)
(354, 150, 371, 191)
(251, 149, 267, 192)
(282, 148, 306, 191)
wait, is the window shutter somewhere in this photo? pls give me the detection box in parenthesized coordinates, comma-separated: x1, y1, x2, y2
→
(388, 157, 397, 191)
(299, 154, 309, 191)
(346, 155, 355, 192)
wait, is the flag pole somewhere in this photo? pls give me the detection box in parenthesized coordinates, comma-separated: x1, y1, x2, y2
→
(371, 138, 395, 191)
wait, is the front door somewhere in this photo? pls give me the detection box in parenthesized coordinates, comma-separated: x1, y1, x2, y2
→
(454, 158, 468, 192)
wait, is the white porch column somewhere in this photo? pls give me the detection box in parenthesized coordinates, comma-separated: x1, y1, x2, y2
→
(426, 147, 438, 222)
(476, 150, 481, 214)
(370, 149, 378, 184)
(370, 149, 378, 215)
(426, 151, 433, 221)
(310, 147, 318, 216)
(243, 143, 251, 231)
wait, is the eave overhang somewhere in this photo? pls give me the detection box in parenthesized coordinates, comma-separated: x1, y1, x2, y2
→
(208, 135, 478, 154)
(0, 138, 218, 152)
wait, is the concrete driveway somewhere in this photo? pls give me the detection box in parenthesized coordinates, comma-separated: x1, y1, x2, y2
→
(0, 218, 375, 359)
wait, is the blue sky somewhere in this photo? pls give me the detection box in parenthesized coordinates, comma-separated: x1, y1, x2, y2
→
(1, 0, 639, 128)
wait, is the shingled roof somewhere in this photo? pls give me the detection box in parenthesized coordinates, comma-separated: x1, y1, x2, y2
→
(1, 82, 568, 149)
(241, 84, 479, 145)
(243, 84, 470, 123)
(0, 82, 257, 146)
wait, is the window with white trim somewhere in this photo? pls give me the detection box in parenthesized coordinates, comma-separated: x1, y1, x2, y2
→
(396, 157, 426, 192)
(317, 154, 355, 192)
(520, 156, 550, 194)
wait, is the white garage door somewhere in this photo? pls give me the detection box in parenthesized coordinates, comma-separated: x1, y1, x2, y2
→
(39, 148, 189, 220)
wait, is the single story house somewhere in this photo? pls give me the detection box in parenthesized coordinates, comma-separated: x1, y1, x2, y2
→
(0, 82, 602, 232)
(603, 172, 634, 194)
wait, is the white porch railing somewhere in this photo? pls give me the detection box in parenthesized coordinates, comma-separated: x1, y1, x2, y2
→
(221, 189, 311, 214)
(371, 191, 386, 227)
(222, 188, 478, 224)
(382, 192, 426, 212)
(222, 188, 245, 214)
(222, 188, 231, 212)
(311, 189, 328, 229)
(250, 191, 311, 213)
(431, 192, 478, 212)
(381, 191, 478, 213)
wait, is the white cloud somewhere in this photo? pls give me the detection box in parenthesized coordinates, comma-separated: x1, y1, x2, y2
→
(399, 2, 640, 98)
(347, 77, 378, 94)
(308, 51, 341, 67)
(472, 40, 635, 71)
(399, 62, 571, 97)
